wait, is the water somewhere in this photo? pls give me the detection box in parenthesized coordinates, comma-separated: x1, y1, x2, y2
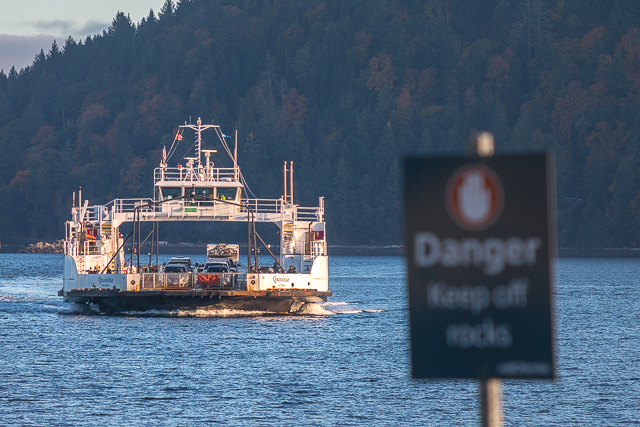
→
(1, 255, 639, 426)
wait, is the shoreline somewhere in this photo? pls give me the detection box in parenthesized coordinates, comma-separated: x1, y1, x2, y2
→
(4, 241, 640, 258)
(0, 242, 404, 256)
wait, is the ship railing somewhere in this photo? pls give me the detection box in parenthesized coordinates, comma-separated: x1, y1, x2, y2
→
(311, 241, 326, 256)
(154, 167, 237, 183)
(62, 238, 107, 257)
(240, 199, 324, 221)
(99, 198, 324, 219)
(64, 240, 76, 256)
(83, 241, 103, 255)
(139, 272, 247, 291)
(141, 273, 194, 290)
(296, 206, 322, 221)
(196, 272, 246, 290)
(240, 198, 283, 215)
(106, 198, 157, 214)
(73, 206, 100, 223)
(239, 199, 321, 220)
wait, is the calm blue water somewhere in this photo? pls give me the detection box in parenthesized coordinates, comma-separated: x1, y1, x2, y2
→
(1, 254, 639, 426)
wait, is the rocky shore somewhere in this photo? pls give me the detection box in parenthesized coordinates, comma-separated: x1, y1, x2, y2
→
(18, 240, 64, 254)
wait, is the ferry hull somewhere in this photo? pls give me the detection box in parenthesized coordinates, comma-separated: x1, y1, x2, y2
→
(59, 289, 331, 313)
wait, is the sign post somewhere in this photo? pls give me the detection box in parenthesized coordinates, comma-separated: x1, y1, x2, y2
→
(477, 133, 502, 427)
(405, 136, 555, 425)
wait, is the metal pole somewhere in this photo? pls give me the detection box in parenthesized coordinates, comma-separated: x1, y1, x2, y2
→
(289, 161, 294, 204)
(283, 161, 287, 203)
(253, 212, 258, 271)
(131, 214, 136, 270)
(476, 131, 495, 157)
(196, 117, 202, 167)
(234, 129, 238, 180)
(137, 209, 141, 273)
(480, 378, 502, 427)
(100, 231, 133, 275)
(475, 131, 502, 427)
(247, 209, 252, 272)
(253, 230, 285, 273)
(155, 221, 159, 269)
(149, 221, 154, 268)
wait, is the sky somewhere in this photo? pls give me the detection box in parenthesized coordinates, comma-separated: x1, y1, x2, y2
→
(0, 0, 164, 73)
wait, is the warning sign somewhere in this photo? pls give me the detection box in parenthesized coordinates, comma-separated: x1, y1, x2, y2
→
(405, 154, 555, 379)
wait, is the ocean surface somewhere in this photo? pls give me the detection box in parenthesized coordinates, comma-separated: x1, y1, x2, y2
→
(0, 254, 639, 426)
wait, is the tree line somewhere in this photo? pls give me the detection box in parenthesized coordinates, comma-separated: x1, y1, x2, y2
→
(1, 0, 640, 249)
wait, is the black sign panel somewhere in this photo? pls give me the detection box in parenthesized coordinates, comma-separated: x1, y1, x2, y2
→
(405, 154, 555, 379)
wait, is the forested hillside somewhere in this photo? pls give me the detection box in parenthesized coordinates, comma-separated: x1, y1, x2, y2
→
(1, 0, 640, 248)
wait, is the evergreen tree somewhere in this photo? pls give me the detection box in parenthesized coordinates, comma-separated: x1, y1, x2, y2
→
(1, 0, 639, 249)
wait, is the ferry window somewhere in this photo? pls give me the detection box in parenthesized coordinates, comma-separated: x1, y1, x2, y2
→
(195, 188, 213, 206)
(216, 188, 236, 201)
(162, 187, 182, 200)
(194, 188, 210, 198)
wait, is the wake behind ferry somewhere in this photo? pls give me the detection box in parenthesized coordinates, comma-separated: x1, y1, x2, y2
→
(59, 118, 330, 313)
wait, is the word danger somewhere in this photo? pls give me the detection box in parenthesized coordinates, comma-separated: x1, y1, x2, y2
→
(428, 278, 529, 314)
(414, 232, 542, 275)
(447, 318, 512, 348)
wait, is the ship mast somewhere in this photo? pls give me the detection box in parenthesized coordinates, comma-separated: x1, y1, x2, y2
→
(180, 117, 217, 168)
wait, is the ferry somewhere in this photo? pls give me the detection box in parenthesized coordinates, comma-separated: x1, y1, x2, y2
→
(59, 118, 330, 313)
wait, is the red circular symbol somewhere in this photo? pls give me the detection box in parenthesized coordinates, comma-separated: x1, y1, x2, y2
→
(445, 164, 504, 231)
